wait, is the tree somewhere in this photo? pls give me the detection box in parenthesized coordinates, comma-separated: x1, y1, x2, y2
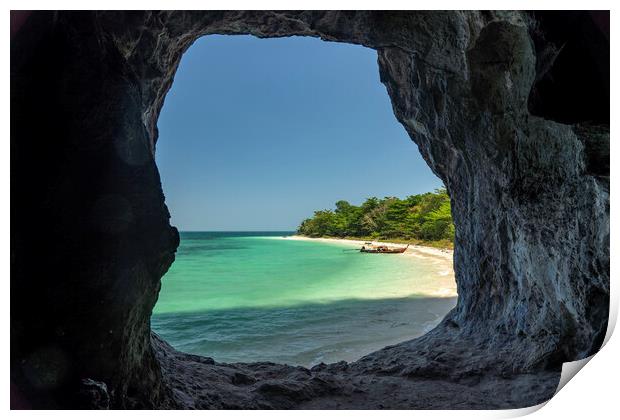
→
(296, 189, 454, 245)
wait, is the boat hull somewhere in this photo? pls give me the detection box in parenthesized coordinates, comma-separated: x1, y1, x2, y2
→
(360, 248, 407, 254)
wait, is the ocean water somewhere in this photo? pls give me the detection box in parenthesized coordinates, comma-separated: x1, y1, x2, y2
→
(152, 232, 457, 366)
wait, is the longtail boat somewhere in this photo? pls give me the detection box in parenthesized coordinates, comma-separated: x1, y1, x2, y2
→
(360, 244, 409, 254)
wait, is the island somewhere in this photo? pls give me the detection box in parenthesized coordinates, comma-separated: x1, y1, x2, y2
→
(297, 188, 454, 249)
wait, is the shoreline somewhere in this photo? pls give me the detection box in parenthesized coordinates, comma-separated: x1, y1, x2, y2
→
(280, 235, 457, 298)
(281, 235, 454, 263)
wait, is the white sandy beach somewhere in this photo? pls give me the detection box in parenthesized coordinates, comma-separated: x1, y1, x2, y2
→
(282, 235, 453, 260)
(279, 235, 457, 298)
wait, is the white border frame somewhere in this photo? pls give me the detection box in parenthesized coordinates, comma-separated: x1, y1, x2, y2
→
(4, 3, 617, 419)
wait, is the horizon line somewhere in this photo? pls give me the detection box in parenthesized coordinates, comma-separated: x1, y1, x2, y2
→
(176, 229, 297, 232)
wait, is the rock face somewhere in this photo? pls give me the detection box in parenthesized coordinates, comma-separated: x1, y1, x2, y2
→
(11, 11, 609, 409)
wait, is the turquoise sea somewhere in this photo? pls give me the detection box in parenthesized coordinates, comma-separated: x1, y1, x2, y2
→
(152, 232, 456, 366)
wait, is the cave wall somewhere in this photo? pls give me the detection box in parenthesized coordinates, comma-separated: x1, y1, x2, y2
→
(11, 11, 179, 408)
(11, 11, 609, 408)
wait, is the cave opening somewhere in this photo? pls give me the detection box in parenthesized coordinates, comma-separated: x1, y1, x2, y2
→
(151, 34, 457, 366)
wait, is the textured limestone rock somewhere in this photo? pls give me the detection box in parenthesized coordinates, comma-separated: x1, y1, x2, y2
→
(152, 333, 559, 409)
(76, 379, 110, 409)
(11, 11, 609, 409)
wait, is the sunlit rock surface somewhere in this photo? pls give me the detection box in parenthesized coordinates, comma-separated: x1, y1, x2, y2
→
(11, 11, 609, 408)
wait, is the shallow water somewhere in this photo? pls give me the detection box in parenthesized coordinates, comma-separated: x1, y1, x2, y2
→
(152, 232, 456, 366)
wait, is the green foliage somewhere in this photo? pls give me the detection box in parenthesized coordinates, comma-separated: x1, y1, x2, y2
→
(297, 189, 455, 246)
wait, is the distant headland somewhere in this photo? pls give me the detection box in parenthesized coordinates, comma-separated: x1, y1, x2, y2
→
(296, 189, 454, 249)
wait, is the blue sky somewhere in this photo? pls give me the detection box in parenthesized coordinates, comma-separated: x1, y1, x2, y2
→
(156, 35, 442, 231)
